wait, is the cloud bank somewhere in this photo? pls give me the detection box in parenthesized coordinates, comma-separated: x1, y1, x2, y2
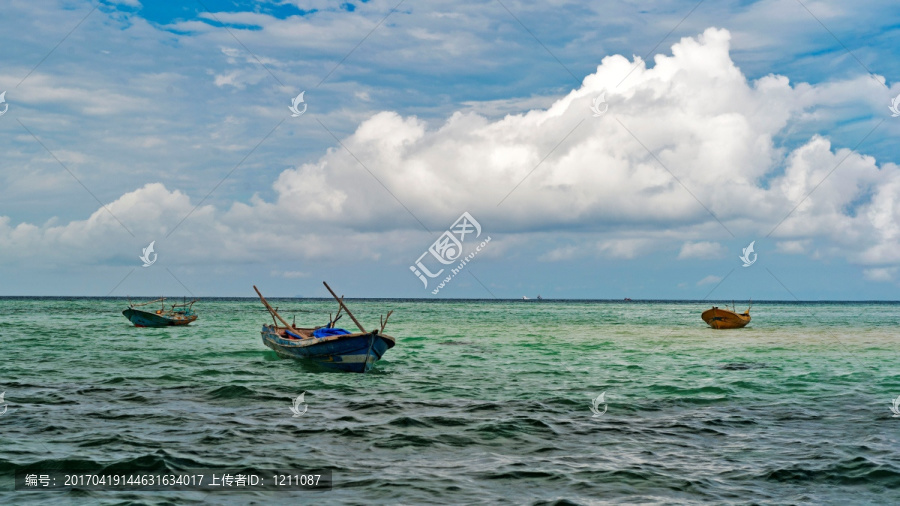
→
(2, 28, 898, 276)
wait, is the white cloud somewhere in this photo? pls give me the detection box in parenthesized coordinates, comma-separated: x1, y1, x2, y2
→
(2, 27, 899, 278)
(9, 73, 154, 116)
(776, 240, 809, 254)
(697, 275, 723, 286)
(106, 0, 141, 7)
(678, 241, 727, 260)
(250, 27, 896, 252)
(596, 239, 652, 260)
(272, 270, 310, 279)
(863, 267, 897, 282)
(539, 246, 579, 262)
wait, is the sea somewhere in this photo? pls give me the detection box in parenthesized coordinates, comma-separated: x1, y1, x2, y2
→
(0, 298, 898, 505)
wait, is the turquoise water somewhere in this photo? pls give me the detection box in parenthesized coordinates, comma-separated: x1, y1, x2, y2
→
(1, 298, 899, 504)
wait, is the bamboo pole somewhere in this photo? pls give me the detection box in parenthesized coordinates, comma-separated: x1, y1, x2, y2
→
(253, 285, 297, 331)
(380, 310, 393, 333)
(323, 281, 366, 333)
(129, 297, 166, 308)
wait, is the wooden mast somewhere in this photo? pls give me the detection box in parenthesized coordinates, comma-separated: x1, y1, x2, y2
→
(253, 285, 299, 332)
(323, 281, 366, 333)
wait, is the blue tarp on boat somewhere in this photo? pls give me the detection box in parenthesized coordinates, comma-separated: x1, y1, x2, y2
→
(313, 327, 351, 338)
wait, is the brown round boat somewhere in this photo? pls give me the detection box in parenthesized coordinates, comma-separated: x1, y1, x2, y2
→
(701, 305, 751, 329)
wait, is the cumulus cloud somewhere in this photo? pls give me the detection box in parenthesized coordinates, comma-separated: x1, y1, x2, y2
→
(257, 28, 897, 246)
(2, 27, 899, 277)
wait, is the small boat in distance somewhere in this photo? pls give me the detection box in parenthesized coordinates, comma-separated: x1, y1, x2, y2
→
(254, 282, 396, 373)
(123, 298, 198, 327)
(702, 301, 751, 329)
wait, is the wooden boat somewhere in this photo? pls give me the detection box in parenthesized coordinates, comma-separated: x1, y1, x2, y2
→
(254, 283, 395, 373)
(702, 301, 751, 329)
(123, 298, 198, 327)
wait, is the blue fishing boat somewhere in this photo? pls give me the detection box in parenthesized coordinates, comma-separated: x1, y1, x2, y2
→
(259, 325, 395, 373)
(123, 298, 198, 327)
(253, 283, 396, 373)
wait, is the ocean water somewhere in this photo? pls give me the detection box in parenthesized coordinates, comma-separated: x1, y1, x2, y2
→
(1, 298, 899, 505)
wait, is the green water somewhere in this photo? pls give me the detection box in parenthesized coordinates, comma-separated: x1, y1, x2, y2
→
(1, 298, 899, 504)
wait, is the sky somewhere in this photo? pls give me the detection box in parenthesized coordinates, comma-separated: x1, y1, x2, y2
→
(1, 0, 899, 299)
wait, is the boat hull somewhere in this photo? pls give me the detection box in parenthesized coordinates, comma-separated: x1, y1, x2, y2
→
(701, 308, 750, 329)
(123, 308, 198, 327)
(260, 326, 394, 373)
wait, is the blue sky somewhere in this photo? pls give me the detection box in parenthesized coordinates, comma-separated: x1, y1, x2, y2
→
(1, 0, 899, 298)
